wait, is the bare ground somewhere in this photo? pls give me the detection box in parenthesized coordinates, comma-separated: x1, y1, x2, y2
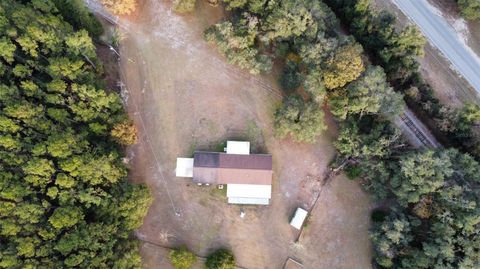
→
(113, 0, 373, 268)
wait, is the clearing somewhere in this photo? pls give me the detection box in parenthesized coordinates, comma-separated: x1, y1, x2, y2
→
(99, 0, 374, 268)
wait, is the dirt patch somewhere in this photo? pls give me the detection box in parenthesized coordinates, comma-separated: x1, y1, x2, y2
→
(105, 0, 374, 268)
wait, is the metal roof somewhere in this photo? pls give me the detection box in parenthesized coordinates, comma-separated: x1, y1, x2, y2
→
(192, 152, 272, 185)
(194, 152, 272, 170)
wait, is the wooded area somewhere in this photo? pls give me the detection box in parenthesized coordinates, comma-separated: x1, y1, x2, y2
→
(0, 1, 151, 267)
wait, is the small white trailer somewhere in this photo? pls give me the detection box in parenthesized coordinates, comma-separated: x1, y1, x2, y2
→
(290, 208, 308, 230)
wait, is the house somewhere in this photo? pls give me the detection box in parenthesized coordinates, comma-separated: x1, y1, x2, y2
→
(176, 141, 273, 205)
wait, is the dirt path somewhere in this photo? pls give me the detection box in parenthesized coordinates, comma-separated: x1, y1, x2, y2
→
(99, 0, 375, 268)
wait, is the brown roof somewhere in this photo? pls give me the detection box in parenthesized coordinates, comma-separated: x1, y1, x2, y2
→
(192, 152, 272, 185)
(194, 152, 272, 170)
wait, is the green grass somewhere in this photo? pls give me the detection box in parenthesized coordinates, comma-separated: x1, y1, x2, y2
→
(210, 186, 227, 200)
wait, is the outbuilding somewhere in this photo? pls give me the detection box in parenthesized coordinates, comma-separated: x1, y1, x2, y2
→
(290, 208, 308, 230)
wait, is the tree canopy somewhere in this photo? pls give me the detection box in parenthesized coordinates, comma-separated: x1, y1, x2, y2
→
(0, 1, 151, 268)
(274, 95, 327, 143)
(205, 249, 236, 269)
(458, 0, 480, 21)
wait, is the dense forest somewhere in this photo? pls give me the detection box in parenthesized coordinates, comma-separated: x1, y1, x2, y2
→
(0, 1, 151, 268)
(205, 0, 480, 268)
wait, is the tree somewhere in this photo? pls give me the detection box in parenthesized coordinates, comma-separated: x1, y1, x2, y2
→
(111, 120, 138, 145)
(458, 0, 480, 20)
(303, 68, 327, 104)
(49, 207, 84, 229)
(323, 42, 365, 89)
(392, 150, 453, 205)
(169, 246, 197, 269)
(205, 249, 235, 269)
(330, 66, 405, 119)
(262, 0, 314, 40)
(51, 0, 104, 37)
(370, 210, 419, 268)
(274, 95, 327, 143)
(279, 60, 302, 92)
(100, 0, 136, 15)
(173, 0, 196, 13)
(204, 18, 272, 74)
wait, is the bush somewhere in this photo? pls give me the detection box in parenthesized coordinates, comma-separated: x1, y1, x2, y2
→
(111, 120, 138, 145)
(345, 165, 361, 180)
(173, 0, 196, 13)
(100, 0, 137, 15)
(205, 249, 236, 269)
(169, 246, 197, 269)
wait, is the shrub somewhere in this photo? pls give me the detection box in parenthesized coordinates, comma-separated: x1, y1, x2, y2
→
(205, 249, 236, 269)
(173, 0, 196, 13)
(169, 246, 197, 269)
(111, 120, 138, 145)
(100, 0, 136, 15)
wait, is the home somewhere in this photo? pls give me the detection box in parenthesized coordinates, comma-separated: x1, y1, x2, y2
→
(176, 141, 273, 205)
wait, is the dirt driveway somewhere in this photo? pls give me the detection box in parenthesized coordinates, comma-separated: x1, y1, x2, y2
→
(113, 1, 372, 268)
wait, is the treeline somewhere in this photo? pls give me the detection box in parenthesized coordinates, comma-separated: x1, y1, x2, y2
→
(325, 0, 480, 159)
(0, 1, 151, 268)
(205, 0, 480, 268)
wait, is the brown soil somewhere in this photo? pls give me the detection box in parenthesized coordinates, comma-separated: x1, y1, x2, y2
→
(104, 0, 374, 268)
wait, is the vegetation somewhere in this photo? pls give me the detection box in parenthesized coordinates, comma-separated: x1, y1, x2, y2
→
(457, 0, 480, 21)
(0, 1, 151, 268)
(52, 0, 103, 37)
(100, 0, 137, 15)
(173, 0, 197, 13)
(205, 249, 236, 269)
(204, 1, 480, 268)
(168, 246, 197, 269)
(334, 115, 480, 268)
(274, 95, 327, 143)
(325, 0, 480, 159)
(204, 18, 273, 75)
(111, 120, 138, 145)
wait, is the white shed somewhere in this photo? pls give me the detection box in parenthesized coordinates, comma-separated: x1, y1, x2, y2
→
(225, 141, 250, 155)
(175, 158, 194, 177)
(290, 208, 308, 230)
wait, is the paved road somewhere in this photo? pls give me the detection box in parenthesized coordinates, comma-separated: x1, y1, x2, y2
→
(392, 0, 480, 93)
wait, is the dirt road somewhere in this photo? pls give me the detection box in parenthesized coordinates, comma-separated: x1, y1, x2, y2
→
(88, 0, 373, 268)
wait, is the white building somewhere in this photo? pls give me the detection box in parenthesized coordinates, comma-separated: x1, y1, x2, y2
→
(290, 208, 308, 230)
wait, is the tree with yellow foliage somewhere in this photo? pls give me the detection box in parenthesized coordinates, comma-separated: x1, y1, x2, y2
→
(323, 42, 365, 90)
(101, 0, 136, 15)
(111, 120, 138, 145)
